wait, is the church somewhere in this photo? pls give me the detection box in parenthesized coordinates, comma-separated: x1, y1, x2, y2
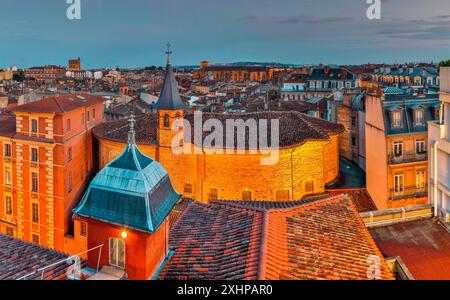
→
(69, 112, 393, 280)
(93, 50, 344, 203)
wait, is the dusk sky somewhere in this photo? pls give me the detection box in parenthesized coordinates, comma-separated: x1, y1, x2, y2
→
(1, 0, 450, 68)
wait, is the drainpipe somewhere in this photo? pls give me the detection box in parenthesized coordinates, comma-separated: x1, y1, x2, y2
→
(432, 141, 439, 217)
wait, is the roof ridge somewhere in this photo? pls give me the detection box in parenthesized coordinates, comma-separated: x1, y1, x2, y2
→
(256, 210, 269, 280)
(299, 112, 331, 138)
(210, 200, 267, 212)
(266, 194, 348, 214)
(53, 96, 65, 113)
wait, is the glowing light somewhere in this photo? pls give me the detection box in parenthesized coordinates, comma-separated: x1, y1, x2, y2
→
(121, 231, 127, 239)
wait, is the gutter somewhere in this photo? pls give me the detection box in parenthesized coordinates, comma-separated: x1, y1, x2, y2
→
(432, 141, 439, 217)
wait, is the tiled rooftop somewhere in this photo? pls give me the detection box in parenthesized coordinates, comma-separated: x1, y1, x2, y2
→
(160, 195, 394, 280)
(94, 111, 344, 148)
(370, 219, 450, 280)
(328, 189, 377, 212)
(12, 94, 103, 114)
(0, 114, 16, 137)
(0, 234, 78, 280)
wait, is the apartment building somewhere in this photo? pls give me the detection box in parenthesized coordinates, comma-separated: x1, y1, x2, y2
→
(0, 94, 104, 252)
(428, 67, 450, 222)
(366, 87, 440, 209)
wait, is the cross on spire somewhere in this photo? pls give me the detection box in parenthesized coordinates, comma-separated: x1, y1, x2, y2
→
(166, 42, 172, 65)
(127, 110, 136, 146)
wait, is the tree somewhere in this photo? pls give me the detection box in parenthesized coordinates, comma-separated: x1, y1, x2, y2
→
(13, 70, 25, 82)
(438, 60, 450, 68)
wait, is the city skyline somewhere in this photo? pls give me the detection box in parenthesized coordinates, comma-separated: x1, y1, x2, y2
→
(1, 0, 450, 68)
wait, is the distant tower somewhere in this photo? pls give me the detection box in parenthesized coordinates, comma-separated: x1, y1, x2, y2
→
(200, 60, 209, 69)
(153, 43, 186, 149)
(68, 57, 81, 71)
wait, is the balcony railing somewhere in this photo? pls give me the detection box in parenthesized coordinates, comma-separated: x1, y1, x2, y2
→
(388, 151, 427, 164)
(389, 186, 428, 200)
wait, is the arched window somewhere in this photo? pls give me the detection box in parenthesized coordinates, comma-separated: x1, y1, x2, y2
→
(163, 114, 170, 128)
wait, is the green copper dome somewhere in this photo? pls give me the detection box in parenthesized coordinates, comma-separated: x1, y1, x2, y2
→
(73, 143, 181, 233)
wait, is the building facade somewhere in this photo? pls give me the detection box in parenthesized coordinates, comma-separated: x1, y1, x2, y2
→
(0, 94, 104, 252)
(428, 67, 450, 223)
(371, 66, 439, 88)
(329, 90, 366, 170)
(0, 69, 13, 81)
(366, 87, 440, 209)
(24, 65, 66, 81)
(307, 66, 360, 96)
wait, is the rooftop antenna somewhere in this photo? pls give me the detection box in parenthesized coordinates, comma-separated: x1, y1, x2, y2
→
(127, 110, 136, 146)
(166, 42, 172, 66)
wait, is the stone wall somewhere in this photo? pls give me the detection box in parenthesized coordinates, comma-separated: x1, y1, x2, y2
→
(97, 135, 340, 202)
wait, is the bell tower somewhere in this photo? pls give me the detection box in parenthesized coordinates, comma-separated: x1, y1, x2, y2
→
(154, 43, 186, 149)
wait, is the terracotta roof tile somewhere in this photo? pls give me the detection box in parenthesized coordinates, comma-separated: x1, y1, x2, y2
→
(160, 196, 394, 280)
(370, 219, 450, 280)
(0, 114, 16, 137)
(0, 234, 84, 280)
(159, 202, 263, 280)
(327, 189, 378, 212)
(13, 94, 103, 114)
(264, 197, 393, 280)
(94, 111, 344, 148)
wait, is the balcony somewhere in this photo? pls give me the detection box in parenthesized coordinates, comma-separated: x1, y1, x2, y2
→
(389, 186, 428, 200)
(388, 151, 427, 165)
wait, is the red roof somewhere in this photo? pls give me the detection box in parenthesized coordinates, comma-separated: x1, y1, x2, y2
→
(0, 234, 84, 280)
(0, 115, 16, 137)
(13, 94, 104, 114)
(159, 195, 394, 280)
(370, 219, 450, 280)
(328, 189, 378, 212)
(94, 111, 344, 148)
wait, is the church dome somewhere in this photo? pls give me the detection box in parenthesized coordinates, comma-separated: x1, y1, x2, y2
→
(73, 134, 181, 233)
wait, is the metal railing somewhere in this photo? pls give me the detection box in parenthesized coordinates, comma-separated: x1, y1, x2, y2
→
(388, 151, 427, 164)
(16, 244, 103, 280)
(389, 186, 428, 200)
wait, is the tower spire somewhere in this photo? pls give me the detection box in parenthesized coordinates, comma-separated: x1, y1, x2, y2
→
(152, 43, 186, 111)
(166, 42, 172, 65)
(128, 110, 136, 146)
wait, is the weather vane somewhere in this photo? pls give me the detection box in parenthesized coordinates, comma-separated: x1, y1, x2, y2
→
(128, 110, 136, 146)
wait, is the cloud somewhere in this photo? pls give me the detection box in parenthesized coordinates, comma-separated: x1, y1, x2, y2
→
(240, 15, 354, 25)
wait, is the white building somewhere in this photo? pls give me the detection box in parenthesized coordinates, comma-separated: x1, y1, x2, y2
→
(281, 82, 307, 100)
(428, 67, 450, 223)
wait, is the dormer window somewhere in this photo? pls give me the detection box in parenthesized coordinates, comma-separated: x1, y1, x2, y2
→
(414, 108, 424, 126)
(163, 114, 170, 128)
(391, 111, 402, 128)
